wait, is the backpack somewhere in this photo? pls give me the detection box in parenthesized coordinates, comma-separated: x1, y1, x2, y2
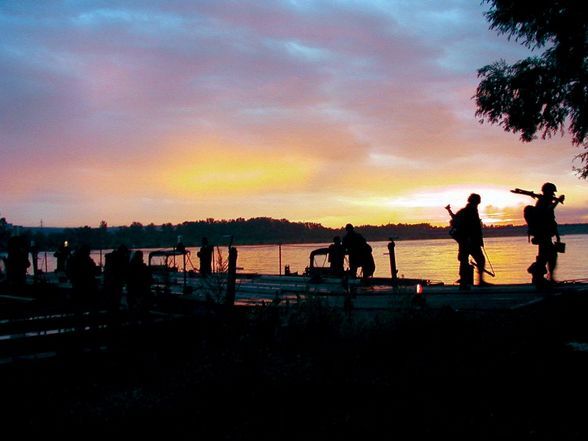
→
(524, 205, 547, 241)
(448, 210, 466, 242)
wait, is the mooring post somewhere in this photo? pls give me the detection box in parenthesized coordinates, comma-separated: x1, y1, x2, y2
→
(225, 247, 238, 306)
(183, 252, 187, 290)
(388, 239, 399, 287)
(176, 238, 187, 290)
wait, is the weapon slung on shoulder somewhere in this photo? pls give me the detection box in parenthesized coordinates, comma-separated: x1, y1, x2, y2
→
(444, 204, 455, 219)
(511, 188, 540, 198)
(511, 188, 565, 205)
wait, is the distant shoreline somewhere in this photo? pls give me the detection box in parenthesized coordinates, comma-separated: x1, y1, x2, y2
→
(9, 219, 588, 250)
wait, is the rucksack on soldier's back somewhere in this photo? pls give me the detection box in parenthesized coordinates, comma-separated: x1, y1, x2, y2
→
(448, 209, 466, 242)
(523, 205, 543, 242)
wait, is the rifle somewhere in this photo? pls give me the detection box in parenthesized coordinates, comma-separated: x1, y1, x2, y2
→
(511, 188, 565, 206)
(470, 259, 496, 278)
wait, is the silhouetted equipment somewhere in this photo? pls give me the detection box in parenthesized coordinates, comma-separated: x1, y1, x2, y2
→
(29, 240, 39, 278)
(451, 194, 489, 289)
(147, 248, 190, 295)
(511, 188, 565, 205)
(148, 249, 188, 270)
(306, 247, 333, 278)
(470, 259, 495, 278)
(445, 205, 460, 241)
(225, 247, 238, 306)
(482, 247, 496, 277)
(514, 183, 565, 286)
(387, 239, 398, 286)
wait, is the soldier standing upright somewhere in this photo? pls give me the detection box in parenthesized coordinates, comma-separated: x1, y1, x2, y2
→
(451, 194, 489, 290)
(512, 183, 564, 286)
(197, 237, 214, 277)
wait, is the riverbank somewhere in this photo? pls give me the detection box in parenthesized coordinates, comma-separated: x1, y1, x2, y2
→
(2, 290, 588, 438)
(12, 218, 588, 250)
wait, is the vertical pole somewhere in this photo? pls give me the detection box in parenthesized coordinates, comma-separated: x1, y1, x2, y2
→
(183, 251, 187, 289)
(225, 247, 238, 306)
(388, 239, 398, 287)
(30, 241, 38, 278)
(278, 243, 282, 276)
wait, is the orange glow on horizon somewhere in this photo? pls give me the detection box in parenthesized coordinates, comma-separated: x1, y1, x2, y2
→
(157, 144, 322, 196)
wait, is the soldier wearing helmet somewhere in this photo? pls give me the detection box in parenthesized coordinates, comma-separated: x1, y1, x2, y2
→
(452, 193, 490, 290)
(511, 183, 565, 285)
(542, 182, 557, 194)
(342, 224, 374, 280)
(530, 183, 563, 284)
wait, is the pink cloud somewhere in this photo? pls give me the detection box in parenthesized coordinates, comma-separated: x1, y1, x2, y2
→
(1, 1, 586, 226)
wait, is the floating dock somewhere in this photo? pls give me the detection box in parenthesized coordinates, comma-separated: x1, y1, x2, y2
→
(162, 273, 588, 312)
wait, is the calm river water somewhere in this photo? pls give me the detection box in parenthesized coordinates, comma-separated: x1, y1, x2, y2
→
(29, 234, 588, 285)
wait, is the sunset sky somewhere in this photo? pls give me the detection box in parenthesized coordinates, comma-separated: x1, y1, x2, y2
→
(1, 0, 587, 228)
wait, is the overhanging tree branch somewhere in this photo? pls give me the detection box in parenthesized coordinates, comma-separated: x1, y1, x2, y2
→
(475, 0, 588, 177)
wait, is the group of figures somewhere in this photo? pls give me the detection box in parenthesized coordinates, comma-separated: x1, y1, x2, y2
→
(102, 245, 153, 311)
(326, 223, 376, 281)
(448, 182, 565, 290)
(0, 182, 566, 293)
(1, 240, 153, 312)
(63, 244, 153, 311)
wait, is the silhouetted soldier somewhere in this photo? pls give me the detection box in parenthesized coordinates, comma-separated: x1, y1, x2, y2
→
(67, 245, 99, 304)
(0, 217, 10, 251)
(54, 241, 71, 273)
(452, 194, 489, 290)
(513, 183, 564, 286)
(197, 237, 213, 277)
(362, 244, 375, 281)
(5, 236, 30, 286)
(127, 250, 152, 313)
(328, 236, 345, 276)
(103, 245, 130, 309)
(342, 224, 374, 280)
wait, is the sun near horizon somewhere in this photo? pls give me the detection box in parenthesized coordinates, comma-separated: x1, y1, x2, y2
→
(1, 2, 586, 229)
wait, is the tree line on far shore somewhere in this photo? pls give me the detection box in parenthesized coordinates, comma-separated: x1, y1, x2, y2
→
(2, 217, 587, 252)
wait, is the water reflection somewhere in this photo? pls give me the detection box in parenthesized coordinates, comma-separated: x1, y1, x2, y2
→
(29, 235, 587, 285)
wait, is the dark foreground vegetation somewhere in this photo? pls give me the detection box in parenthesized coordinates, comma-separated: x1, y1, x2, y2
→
(2, 293, 588, 439)
(8, 217, 588, 250)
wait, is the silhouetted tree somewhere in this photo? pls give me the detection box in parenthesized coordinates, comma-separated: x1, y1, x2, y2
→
(475, 0, 588, 177)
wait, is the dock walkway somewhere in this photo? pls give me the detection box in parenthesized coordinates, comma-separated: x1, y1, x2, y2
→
(176, 274, 588, 312)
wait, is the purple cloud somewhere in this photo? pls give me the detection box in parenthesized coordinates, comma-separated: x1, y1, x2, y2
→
(0, 1, 584, 226)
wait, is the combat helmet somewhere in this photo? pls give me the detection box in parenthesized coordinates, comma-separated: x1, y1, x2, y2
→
(541, 182, 557, 194)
